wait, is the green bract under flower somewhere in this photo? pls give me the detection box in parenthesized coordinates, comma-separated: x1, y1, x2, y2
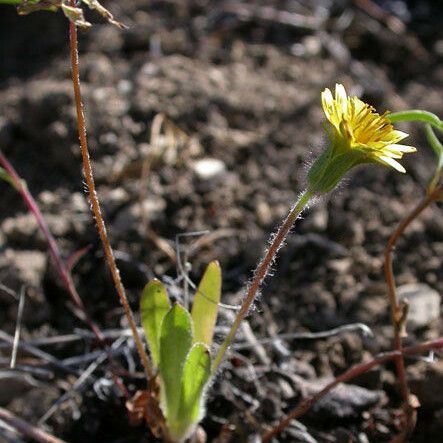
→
(308, 84, 417, 194)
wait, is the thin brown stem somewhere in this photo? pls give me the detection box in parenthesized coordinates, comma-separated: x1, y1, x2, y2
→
(262, 337, 443, 442)
(384, 185, 441, 437)
(68, 15, 153, 381)
(0, 406, 68, 443)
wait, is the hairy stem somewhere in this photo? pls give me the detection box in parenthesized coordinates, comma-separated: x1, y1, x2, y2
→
(424, 124, 443, 193)
(211, 190, 312, 373)
(262, 336, 443, 442)
(68, 15, 153, 381)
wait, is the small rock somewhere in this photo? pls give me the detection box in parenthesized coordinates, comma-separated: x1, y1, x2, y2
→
(328, 258, 352, 274)
(256, 200, 272, 226)
(312, 382, 383, 419)
(193, 158, 226, 181)
(291, 35, 322, 58)
(398, 283, 440, 328)
(287, 374, 384, 421)
(118, 79, 133, 95)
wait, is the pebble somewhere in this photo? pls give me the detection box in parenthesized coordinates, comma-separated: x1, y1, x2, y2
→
(397, 283, 440, 328)
(309, 381, 384, 419)
(256, 200, 272, 226)
(291, 35, 322, 58)
(193, 158, 226, 181)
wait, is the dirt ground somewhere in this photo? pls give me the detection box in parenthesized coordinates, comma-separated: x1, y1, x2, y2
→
(0, 1, 442, 442)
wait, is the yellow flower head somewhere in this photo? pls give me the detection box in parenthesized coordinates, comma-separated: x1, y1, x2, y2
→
(307, 83, 417, 194)
(321, 83, 416, 173)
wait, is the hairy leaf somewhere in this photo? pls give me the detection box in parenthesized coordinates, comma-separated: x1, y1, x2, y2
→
(179, 344, 211, 423)
(140, 279, 170, 368)
(159, 304, 193, 421)
(169, 343, 211, 441)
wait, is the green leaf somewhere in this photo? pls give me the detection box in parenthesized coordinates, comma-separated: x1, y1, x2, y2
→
(159, 304, 193, 421)
(191, 261, 221, 347)
(169, 343, 211, 441)
(424, 124, 443, 192)
(179, 343, 211, 422)
(140, 279, 170, 368)
(425, 124, 443, 160)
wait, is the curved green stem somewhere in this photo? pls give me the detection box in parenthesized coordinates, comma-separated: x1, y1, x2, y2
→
(211, 189, 312, 374)
(424, 124, 443, 192)
(388, 110, 443, 133)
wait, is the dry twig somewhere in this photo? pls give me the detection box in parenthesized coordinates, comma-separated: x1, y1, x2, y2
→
(0, 407, 68, 443)
(262, 337, 443, 441)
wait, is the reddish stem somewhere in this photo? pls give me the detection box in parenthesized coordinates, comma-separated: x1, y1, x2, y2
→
(384, 185, 441, 437)
(0, 150, 129, 398)
(262, 337, 443, 442)
(0, 150, 102, 340)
